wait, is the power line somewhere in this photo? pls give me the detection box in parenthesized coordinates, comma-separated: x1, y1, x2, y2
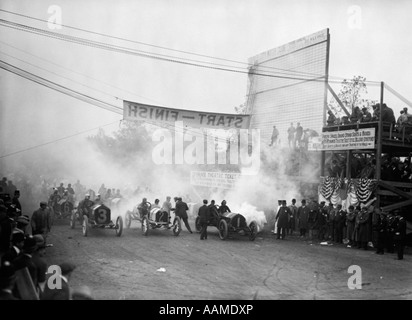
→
(0, 18, 339, 85)
(0, 40, 163, 105)
(0, 8, 347, 80)
(0, 59, 123, 114)
(0, 59, 243, 154)
(0, 121, 120, 159)
(0, 50, 120, 102)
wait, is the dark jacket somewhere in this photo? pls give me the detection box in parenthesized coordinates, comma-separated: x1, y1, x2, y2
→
(175, 201, 189, 219)
(297, 206, 310, 229)
(276, 206, 290, 228)
(198, 205, 210, 223)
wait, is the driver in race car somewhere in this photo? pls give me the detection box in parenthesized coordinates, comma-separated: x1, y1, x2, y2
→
(137, 198, 151, 218)
(48, 188, 61, 208)
(208, 200, 220, 224)
(78, 194, 94, 217)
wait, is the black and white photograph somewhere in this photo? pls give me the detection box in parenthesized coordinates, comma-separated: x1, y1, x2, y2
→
(0, 0, 411, 305)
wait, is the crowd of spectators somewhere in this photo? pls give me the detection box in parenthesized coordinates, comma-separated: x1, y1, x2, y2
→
(268, 198, 407, 259)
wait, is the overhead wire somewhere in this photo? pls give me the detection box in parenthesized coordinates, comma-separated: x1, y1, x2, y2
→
(0, 59, 247, 157)
(0, 8, 348, 81)
(0, 121, 121, 159)
(0, 40, 163, 105)
(0, 18, 349, 84)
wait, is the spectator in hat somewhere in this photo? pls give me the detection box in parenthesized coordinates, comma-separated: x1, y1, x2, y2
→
(31, 235, 48, 296)
(287, 199, 298, 235)
(276, 200, 291, 240)
(11, 190, 22, 216)
(326, 110, 337, 126)
(297, 200, 310, 238)
(0, 200, 13, 257)
(340, 116, 350, 125)
(0, 177, 7, 194)
(361, 107, 372, 122)
(2, 231, 25, 262)
(295, 123, 303, 148)
(346, 205, 357, 247)
(381, 103, 396, 125)
(15, 215, 30, 235)
(42, 262, 76, 300)
(0, 260, 19, 300)
(269, 125, 279, 146)
(396, 110, 408, 131)
(13, 235, 38, 293)
(6, 181, 16, 198)
(375, 211, 387, 255)
(350, 106, 363, 123)
(287, 122, 296, 148)
(31, 202, 52, 242)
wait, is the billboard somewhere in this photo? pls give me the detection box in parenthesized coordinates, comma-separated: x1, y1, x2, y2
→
(320, 128, 375, 151)
(246, 29, 330, 148)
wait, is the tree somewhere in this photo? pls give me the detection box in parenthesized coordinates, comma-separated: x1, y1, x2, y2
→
(329, 75, 377, 118)
(87, 121, 152, 162)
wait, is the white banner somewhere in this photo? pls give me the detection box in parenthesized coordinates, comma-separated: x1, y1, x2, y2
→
(190, 171, 241, 189)
(320, 128, 375, 150)
(123, 100, 250, 129)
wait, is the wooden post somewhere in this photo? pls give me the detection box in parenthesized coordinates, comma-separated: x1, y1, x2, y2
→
(376, 82, 384, 208)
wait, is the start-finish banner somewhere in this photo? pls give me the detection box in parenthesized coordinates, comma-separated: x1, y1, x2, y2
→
(123, 100, 250, 129)
(320, 128, 376, 150)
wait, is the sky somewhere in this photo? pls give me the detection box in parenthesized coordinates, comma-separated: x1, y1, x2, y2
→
(1, 0, 412, 166)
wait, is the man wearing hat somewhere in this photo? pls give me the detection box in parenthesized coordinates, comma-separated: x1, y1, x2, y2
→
(375, 210, 387, 255)
(0, 261, 19, 300)
(0, 200, 13, 256)
(78, 194, 94, 218)
(31, 202, 52, 241)
(269, 125, 279, 146)
(0, 177, 7, 194)
(12, 235, 39, 296)
(360, 107, 372, 122)
(2, 231, 25, 262)
(31, 235, 48, 296)
(42, 261, 76, 300)
(276, 200, 291, 240)
(15, 215, 30, 235)
(297, 199, 310, 238)
(393, 211, 407, 260)
(11, 190, 22, 216)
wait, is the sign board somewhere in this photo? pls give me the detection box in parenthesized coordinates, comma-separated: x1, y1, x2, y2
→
(123, 100, 250, 129)
(319, 128, 375, 150)
(190, 171, 241, 189)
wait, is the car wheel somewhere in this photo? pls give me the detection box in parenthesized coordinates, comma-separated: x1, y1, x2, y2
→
(248, 221, 258, 241)
(82, 215, 88, 237)
(125, 211, 132, 229)
(218, 219, 228, 240)
(173, 216, 182, 236)
(115, 216, 123, 237)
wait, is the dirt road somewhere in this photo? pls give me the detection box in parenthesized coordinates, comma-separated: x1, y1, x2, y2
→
(44, 219, 412, 300)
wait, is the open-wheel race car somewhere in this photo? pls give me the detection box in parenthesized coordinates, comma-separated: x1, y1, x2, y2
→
(125, 202, 182, 236)
(55, 198, 74, 220)
(195, 211, 258, 241)
(70, 203, 123, 237)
